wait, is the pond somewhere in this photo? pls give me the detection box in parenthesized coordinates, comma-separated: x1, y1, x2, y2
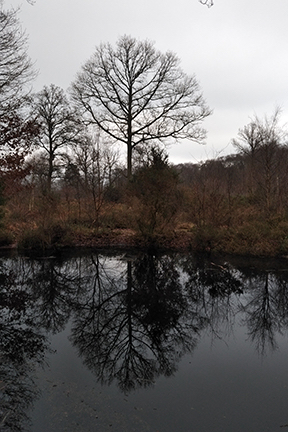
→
(1, 250, 288, 432)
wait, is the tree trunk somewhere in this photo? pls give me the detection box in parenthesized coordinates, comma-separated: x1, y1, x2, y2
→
(127, 143, 132, 180)
(127, 87, 133, 180)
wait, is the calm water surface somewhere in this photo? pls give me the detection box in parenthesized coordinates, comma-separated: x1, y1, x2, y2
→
(1, 250, 288, 432)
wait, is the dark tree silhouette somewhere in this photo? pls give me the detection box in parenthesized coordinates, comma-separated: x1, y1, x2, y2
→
(33, 84, 82, 193)
(71, 35, 211, 179)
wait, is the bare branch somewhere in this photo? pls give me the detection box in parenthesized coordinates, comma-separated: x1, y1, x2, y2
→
(71, 35, 211, 178)
(33, 84, 82, 192)
(0, 1, 35, 117)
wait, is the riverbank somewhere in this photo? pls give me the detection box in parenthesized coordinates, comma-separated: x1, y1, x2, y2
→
(67, 226, 288, 257)
(2, 221, 288, 258)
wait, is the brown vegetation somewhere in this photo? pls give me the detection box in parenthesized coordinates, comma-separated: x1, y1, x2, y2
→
(2, 134, 288, 257)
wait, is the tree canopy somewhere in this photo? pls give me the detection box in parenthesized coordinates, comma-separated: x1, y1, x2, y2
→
(71, 35, 211, 178)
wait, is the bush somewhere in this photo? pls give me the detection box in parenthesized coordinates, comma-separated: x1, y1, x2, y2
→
(97, 203, 135, 229)
(191, 225, 221, 252)
(18, 223, 73, 251)
(131, 147, 180, 239)
(0, 230, 14, 247)
(18, 228, 47, 251)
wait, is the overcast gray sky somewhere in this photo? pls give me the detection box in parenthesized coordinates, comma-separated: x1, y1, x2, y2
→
(6, 0, 288, 164)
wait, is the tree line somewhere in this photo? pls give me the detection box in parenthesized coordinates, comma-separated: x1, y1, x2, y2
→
(1, 1, 288, 255)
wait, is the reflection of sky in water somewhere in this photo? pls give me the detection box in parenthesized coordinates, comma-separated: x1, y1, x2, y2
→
(31, 323, 155, 432)
(31, 294, 288, 430)
(185, 324, 288, 432)
(31, 314, 288, 432)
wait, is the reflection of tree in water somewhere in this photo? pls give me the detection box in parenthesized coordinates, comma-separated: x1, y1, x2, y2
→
(274, 270, 288, 328)
(71, 253, 203, 392)
(130, 254, 201, 374)
(217, 257, 288, 356)
(179, 254, 243, 340)
(0, 257, 48, 432)
(0, 254, 86, 431)
(0, 327, 46, 432)
(240, 270, 288, 355)
(247, 274, 279, 354)
(29, 257, 80, 333)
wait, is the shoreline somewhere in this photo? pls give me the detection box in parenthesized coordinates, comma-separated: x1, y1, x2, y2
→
(2, 227, 288, 259)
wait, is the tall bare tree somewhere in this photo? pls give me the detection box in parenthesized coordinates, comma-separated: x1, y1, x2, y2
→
(71, 35, 211, 179)
(33, 84, 82, 193)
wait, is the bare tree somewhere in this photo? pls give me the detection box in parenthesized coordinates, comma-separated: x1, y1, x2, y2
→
(232, 117, 264, 194)
(71, 35, 211, 179)
(0, 1, 35, 117)
(232, 109, 287, 215)
(67, 128, 119, 226)
(33, 84, 82, 193)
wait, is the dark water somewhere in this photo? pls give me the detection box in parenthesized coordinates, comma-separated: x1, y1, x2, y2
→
(1, 250, 288, 432)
